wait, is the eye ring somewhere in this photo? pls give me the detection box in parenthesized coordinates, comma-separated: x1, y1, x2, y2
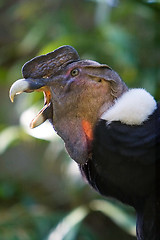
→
(71, 68, 79, 77)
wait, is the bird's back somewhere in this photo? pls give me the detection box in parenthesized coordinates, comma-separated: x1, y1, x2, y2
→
(80, 102, 160, 207)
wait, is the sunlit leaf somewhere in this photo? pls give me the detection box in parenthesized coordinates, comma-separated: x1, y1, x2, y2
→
(90, 199, 136, 236)
(146, 0, 160, 3)
(47, 206, 89, 240)
(20, 105, 58, 141)
(0, 126, 20, 154)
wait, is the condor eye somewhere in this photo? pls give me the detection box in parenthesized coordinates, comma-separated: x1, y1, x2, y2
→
(71, 68, 79, 77)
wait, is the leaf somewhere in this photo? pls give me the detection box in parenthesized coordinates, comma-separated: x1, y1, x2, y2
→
(19, 105, 58, 141)
(90, 199, 136, 236)
(0, 126, 20, 154)
(147, 0, 160, 3)
(46, 206, 89, 240)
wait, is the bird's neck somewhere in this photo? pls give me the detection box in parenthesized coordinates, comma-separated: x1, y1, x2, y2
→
(136, 196, 160, 240)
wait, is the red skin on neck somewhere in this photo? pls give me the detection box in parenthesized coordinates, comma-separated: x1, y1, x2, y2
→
(82, 120, 93, 156)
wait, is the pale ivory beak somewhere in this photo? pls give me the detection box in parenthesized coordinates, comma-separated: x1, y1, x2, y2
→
(9, 78, 52, 128)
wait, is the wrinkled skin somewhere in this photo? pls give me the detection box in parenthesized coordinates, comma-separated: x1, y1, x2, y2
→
(10, 45, 127, 163)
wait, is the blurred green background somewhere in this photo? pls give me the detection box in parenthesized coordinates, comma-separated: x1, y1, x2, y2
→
(0, 0, 160, 239)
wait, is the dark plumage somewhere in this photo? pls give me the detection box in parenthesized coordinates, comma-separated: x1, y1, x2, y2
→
(81, 104, 160, 239)
(9, 46, 160, 240)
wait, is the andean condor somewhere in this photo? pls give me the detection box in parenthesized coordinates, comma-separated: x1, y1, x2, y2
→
(9, 46, 160, 240)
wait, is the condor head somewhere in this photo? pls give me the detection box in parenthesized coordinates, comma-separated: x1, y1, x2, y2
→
(9, 45, 127, 164)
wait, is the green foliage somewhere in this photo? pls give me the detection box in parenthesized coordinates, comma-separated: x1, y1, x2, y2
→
(0, 0, 159, 239)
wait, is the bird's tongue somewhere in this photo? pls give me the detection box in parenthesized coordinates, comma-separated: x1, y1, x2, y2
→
(30, 88, 53, 128)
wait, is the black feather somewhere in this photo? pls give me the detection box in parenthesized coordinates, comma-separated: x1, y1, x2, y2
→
(80, 103, 160, 240)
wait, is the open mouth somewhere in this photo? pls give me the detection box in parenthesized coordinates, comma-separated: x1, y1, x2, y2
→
(30, 87, 53, 129)
(9, 46, 95, 164)
(9, 79, 53, 129)
(9, 45, 80, 129)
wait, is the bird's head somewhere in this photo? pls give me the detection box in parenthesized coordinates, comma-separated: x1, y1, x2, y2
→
(9, 45, 128, 164)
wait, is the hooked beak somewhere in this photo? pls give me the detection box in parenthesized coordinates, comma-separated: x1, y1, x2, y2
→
(9, 78, 46, 102)
(9, 45, 80, 129)
(9, 77, 53, 129)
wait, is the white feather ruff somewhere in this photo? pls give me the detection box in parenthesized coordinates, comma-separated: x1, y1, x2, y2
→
(101, 88, 157, 125)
